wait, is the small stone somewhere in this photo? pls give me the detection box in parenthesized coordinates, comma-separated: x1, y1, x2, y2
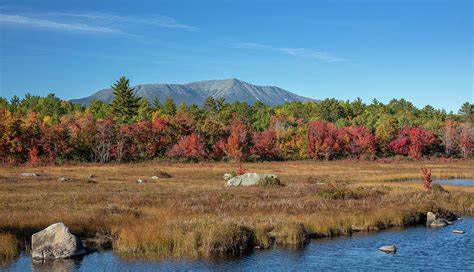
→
(254, 245, 261, 250)
(88, 174, 97, 179)
(21, 172, 39, 177)
(137, 179, 145, 183)
(58, 177, 72, 182)
(223, 173, 233, 180)
(378, 245, 397, 254)
(150, 176, 159, 180)
(452, 230, 465, 234)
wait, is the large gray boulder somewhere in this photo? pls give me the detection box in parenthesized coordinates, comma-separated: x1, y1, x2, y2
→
(32, 223, 87, 259)
(226, 173, 280, 186)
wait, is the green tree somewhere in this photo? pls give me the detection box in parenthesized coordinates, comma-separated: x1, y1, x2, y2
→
(459, 102, 474, 125)
(89, 100, 111, 120)
(162, 98, 177, 117)
(111, 76, 140, 123)
(136, 98, 151, 121)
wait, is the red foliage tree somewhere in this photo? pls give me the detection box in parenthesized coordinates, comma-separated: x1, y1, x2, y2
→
(347, 126, 377, 159)
(459, 123, 473, 158)
(41, 122, 73, 163)
(167, 133, 206, 161)
(116, 119, 174, 162)
(251, 129, 280, 160)
(308, 121, 337, 160)
(388, 126, 435, 159)
(420, 167, 432, 190)
(221, 115, 251, 174)
(28, 145, 40, 167)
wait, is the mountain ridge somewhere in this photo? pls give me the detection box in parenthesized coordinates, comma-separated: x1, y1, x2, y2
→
(70, 78, 314, 106)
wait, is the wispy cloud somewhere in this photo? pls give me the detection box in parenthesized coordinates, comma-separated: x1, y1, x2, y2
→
(0, 14, 122, 33)
(51, 12, 198, 31)
(235, 42, 346, 62)
(0, 11, 197, 35)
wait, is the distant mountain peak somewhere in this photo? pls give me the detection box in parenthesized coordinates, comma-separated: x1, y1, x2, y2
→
(70, 78, 314, 106)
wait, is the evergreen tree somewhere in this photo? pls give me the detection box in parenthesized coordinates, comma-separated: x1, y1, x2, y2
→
(459, 102, 474, 125)
(136, 98, 151, 121)
(111, 76, 140, 123)
(162, 98, 177, 116)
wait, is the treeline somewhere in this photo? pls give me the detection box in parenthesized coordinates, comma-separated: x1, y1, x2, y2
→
(0, 77, 473, 165)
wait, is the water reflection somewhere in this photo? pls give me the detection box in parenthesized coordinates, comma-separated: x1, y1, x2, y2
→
(31, 257, 83, 272)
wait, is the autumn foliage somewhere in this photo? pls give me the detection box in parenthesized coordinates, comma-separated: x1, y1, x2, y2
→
(420, 167, 433, 190)
(0, 93, 473, 165)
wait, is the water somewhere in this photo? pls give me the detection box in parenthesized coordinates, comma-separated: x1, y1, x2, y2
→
(432, 179, 474, 186)
(3, 217, 473, 271)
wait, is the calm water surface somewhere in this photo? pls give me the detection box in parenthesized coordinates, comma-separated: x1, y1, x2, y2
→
(432, 179, 474, 186)
(3, 217, 473, 271)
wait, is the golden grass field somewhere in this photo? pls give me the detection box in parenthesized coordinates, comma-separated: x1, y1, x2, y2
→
(0, 159, 473, 262)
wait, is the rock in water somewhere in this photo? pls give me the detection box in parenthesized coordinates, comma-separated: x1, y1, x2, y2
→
(426, 212, 436, 227)
(429, 218, 449, 228)
(226, 173, 279, 186)
(32, 222, 87, 259)
(452, 230, 465, 234)
(378, 245, 397, 254)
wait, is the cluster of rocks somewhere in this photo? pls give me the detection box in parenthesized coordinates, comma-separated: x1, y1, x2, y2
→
(379, 211, 464, 254)
(426, 212, 454, 228)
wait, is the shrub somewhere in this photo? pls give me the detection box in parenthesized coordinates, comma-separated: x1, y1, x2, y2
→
(257, 176, 283, 187)
(421, 167, 433, 190)
(431, 184, 447, 193)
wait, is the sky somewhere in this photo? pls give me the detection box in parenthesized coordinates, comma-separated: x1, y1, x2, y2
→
(0, 0, 472, 112)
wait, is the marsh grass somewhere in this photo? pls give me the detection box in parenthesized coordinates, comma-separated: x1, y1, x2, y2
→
(0, 159, 473, 259)
(0, 232, 18, 266)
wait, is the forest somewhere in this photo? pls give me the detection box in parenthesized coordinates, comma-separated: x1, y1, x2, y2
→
(1, 77, 473, 165)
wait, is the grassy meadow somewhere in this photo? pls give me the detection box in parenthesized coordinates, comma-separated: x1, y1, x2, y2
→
(0, 159, 473, 261)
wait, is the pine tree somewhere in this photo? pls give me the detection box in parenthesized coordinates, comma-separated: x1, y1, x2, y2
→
(111, 76, 140, 123)
(162, 98, 177, 117)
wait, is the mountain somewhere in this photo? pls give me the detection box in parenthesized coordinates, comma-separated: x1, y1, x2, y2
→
(70, 78, 314, 106)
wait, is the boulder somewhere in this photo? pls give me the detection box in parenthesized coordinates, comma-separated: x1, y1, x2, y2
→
(32, 222, 87, 259)
(226, 173, 279, 187)
(426, 212, 436, 227)
(57, 177, 72, 182)
(21, 172, 39, 177)
(378, 245, 397, 254)
(429, 218, 449, 228)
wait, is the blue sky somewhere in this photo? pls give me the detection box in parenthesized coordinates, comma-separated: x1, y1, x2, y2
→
(0, 0, 472, 112)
